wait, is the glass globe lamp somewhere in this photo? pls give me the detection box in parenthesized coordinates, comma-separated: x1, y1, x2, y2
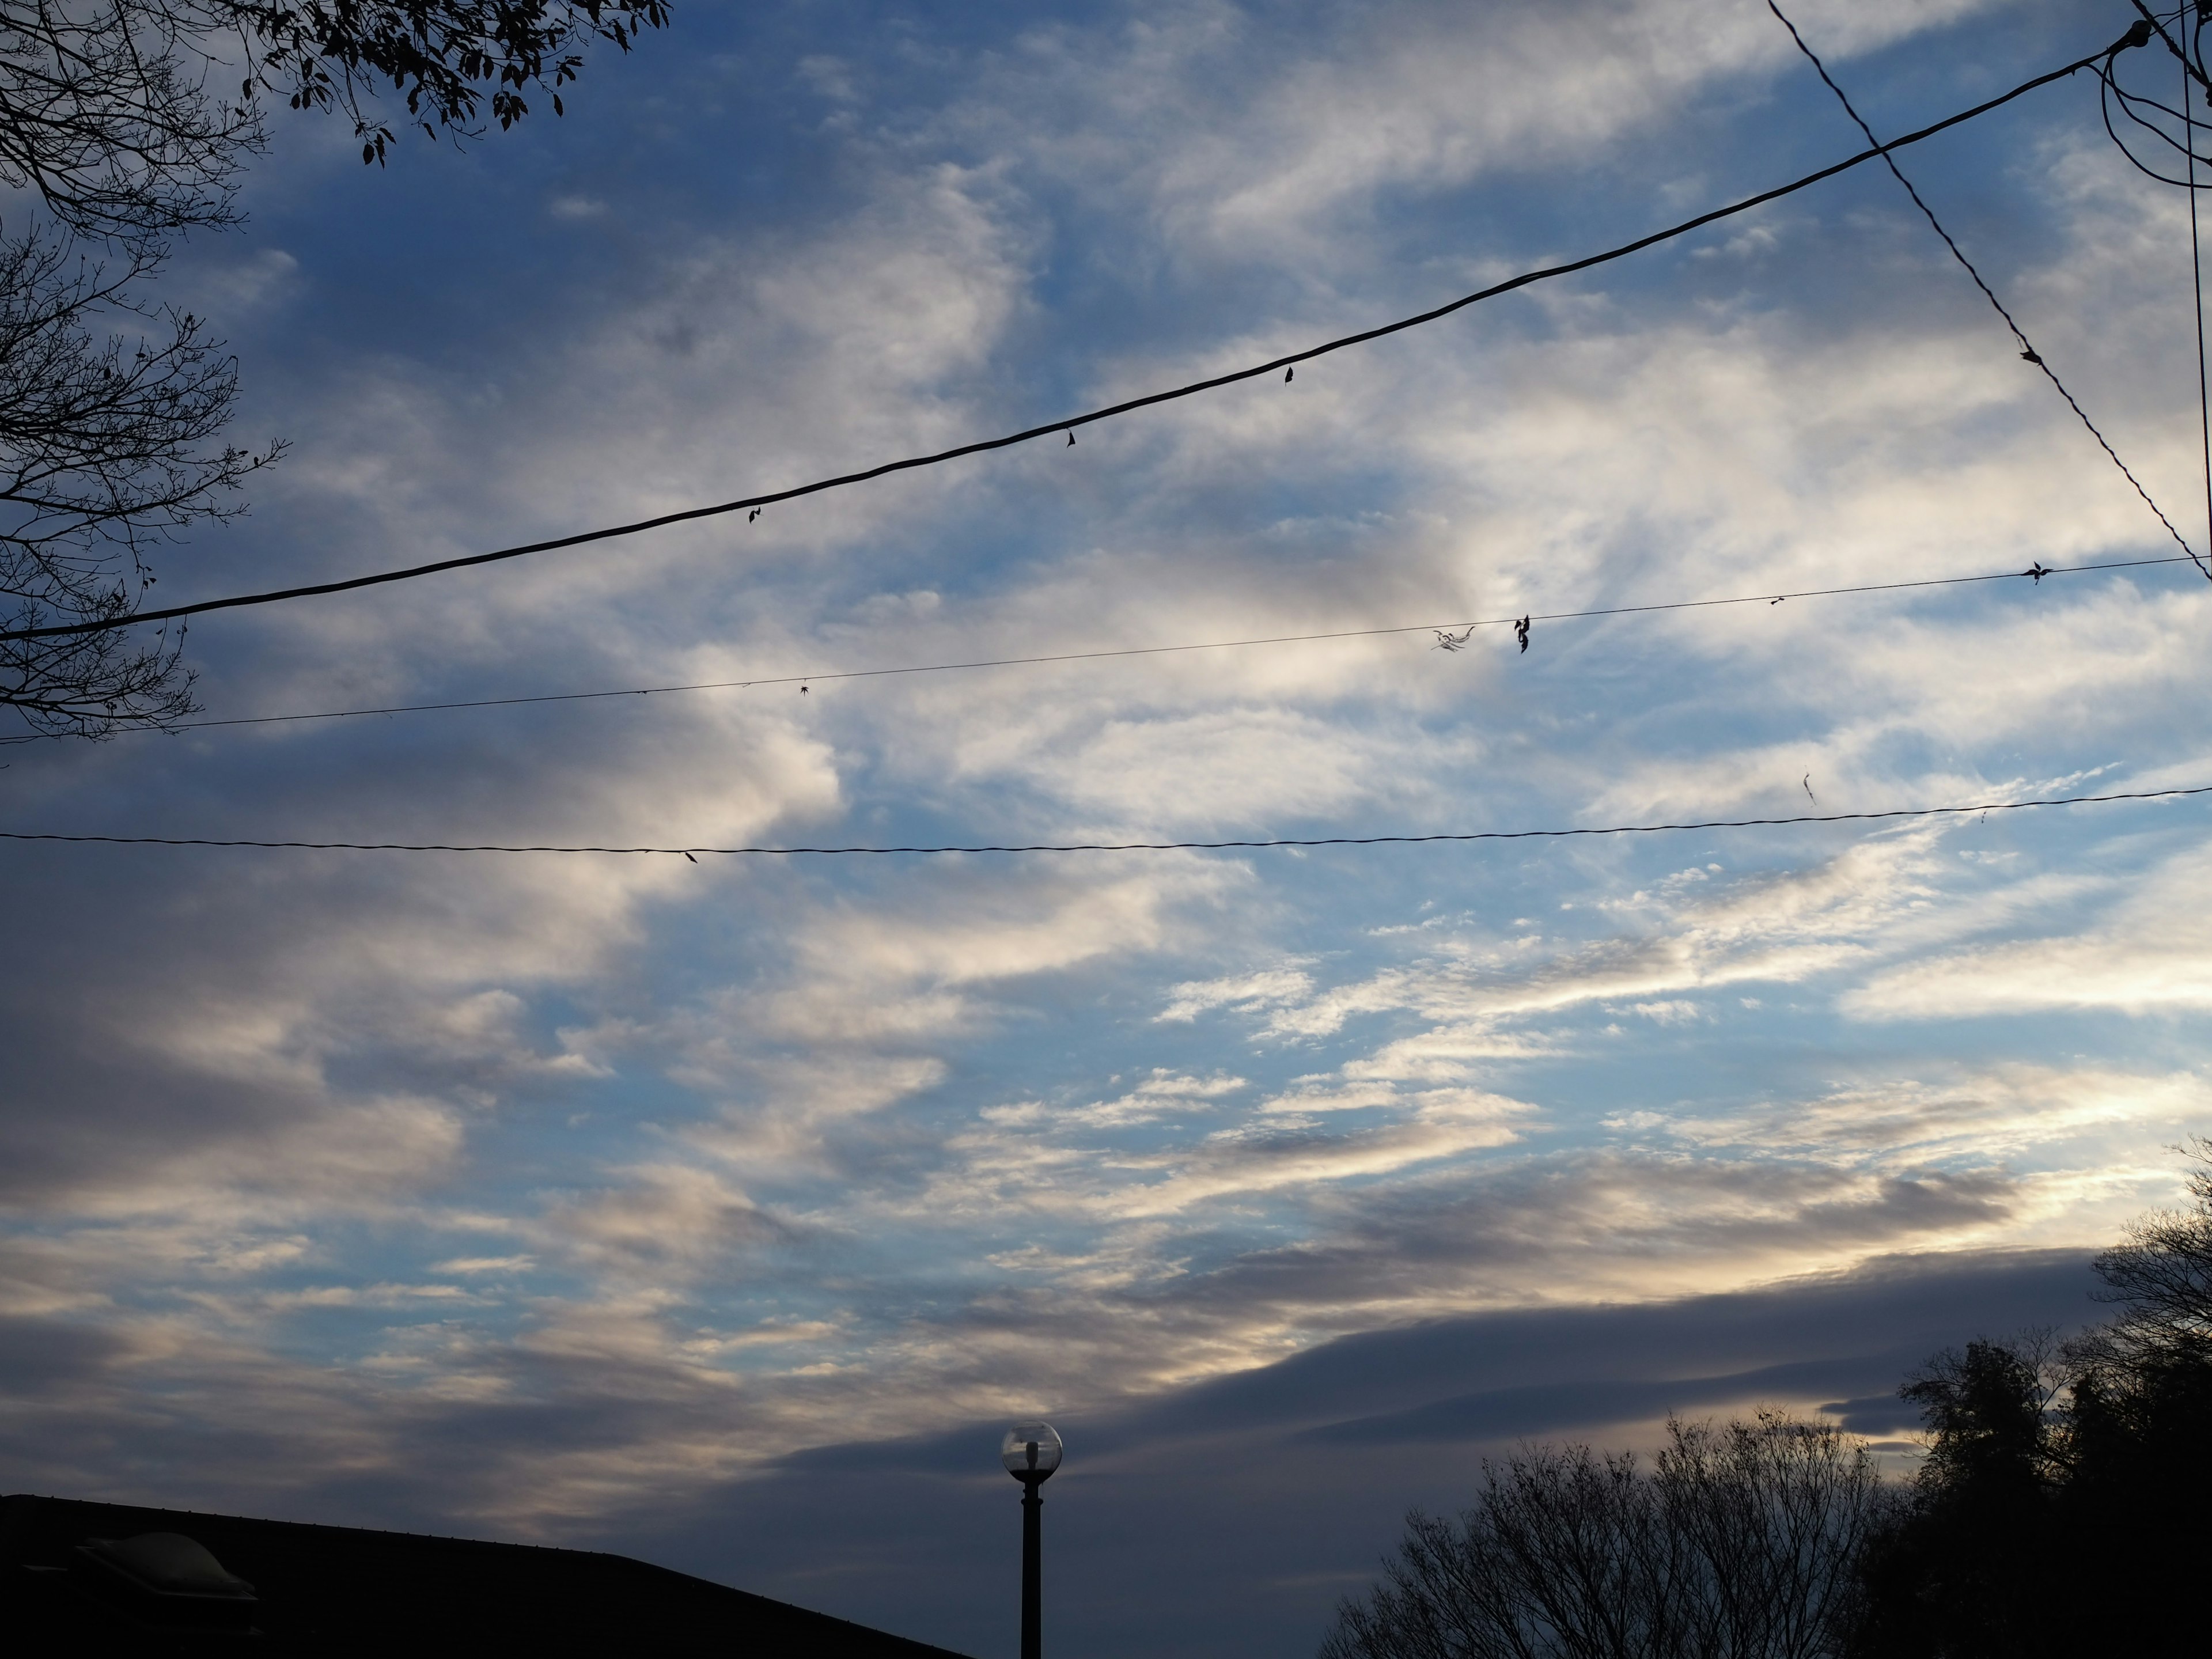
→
(1001, 1421, 1063, 1483)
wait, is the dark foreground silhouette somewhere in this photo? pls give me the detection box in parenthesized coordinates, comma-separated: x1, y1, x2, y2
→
(1, 1493, 972, 1655)
(1324, 1140, 2212, 1659)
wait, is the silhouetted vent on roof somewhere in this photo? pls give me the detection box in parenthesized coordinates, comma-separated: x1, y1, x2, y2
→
(2, 1494, 972, 1654)
(75, 1531, 262, 1634)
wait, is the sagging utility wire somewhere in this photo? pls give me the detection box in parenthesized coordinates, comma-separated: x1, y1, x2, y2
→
(2103, 2, 2212, 186)
(2096, 3, 2212, 573)
(1, 552, 2190, 746)
(0, 24, 2156, 648)
(0, 783, 2202, 858)
(1771, 1, 2210, 581)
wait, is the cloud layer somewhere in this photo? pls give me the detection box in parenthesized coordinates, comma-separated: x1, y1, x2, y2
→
(3, 2, 2210, 1654)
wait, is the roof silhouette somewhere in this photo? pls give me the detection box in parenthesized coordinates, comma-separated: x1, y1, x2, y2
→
(2, 1493, 974, 1654)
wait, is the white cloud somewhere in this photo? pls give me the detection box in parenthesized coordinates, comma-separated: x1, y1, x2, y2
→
(1157, 964, 1315, 1023)
(5, 0, 2210, 1562)
(1846, 840, 2212, 1019)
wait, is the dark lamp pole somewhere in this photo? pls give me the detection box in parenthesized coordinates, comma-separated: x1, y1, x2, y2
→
(999, 1421, 1062, 1659)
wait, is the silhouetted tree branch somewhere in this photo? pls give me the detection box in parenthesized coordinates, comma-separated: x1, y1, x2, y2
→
(0, 226, 278, 737)
(1855, 1143, 2212, 1658)
(0, 0, 667, 736)
(2082, 1135, 2212, 1362)
(1330, 1153, 2212, 1659)
(0, 2, 262, 248)
(1321, 1411, 1888, 1659)
(232, 1, 673, 163)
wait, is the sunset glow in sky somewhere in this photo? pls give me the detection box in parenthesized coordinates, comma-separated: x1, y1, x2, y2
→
(4, 2, 2210, 1653)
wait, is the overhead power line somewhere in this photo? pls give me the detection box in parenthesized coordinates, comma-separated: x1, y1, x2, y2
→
(0, 25, 2154, 648)
(3, 551, 2188, 745)
(1770, 2, 2210, 580)
(2100, 6, 2212, 181)
(2, 783, 2201, 858)
(2081, 5, 2212, 561)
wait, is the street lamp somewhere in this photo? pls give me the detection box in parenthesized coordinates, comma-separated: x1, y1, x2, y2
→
(1000, 1421, 1062, 1659)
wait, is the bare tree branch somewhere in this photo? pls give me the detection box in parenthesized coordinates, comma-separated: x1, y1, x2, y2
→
(1320, 1412, 1887, 1659)
(0, 224, 278, 737)
(0, 1, 666, 736)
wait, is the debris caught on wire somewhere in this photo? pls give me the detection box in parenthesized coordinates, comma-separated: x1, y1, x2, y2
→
(0, 28, 2152, 647)
(2, 551, 2192, 749)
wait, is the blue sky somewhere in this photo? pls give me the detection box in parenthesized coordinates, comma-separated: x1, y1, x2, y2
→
(5, 1, 2211, 1654)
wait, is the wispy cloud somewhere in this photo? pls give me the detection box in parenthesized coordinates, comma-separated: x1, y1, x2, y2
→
(2, 6, 2209, 1652)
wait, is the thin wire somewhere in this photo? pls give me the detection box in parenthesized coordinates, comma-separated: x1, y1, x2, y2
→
(1770, 2, 2212, 582)
(2100, 51, 2212, 180)
(2135, 0, 2212, 101)
(0, 31, 2149, 648)
(3, 552, 2190, 745)
(2096, 21, 2212, 187)
(1, 783, 2202, 857)
(2097, 71, 2212, 188)
(2191, 29, 2212, 561)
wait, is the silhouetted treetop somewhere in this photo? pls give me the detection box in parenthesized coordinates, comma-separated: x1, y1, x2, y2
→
(0, 1, 676, 247)
(1328, 1145, 2212, 1659)
(1896, 1331, 2067, 1493)
(2086, 1135, 2212, 1361)
(234, 1, 674, 162)
(1322, 1411, 1887, 1659)
(0, 0, 667, 736)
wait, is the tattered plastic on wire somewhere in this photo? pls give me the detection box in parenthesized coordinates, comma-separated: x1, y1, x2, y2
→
(2103, 3, 2212, 187)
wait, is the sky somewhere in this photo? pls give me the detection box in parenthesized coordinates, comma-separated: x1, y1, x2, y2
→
(3, 0, 2211, 1653)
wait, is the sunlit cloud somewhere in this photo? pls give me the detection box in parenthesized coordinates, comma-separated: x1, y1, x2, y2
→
(2, 10, 2209, 1650)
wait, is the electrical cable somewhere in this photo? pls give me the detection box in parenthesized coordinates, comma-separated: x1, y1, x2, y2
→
(0, 27, 2153, 648)
(0, 551, 2190, 746)
(1, 782, 2202, 858)
(2083, 1, 2212, 572)
(2098, 7, 2212, 188)
(1771, 2, 2210, 581)
(2190, 25, 2212, 560)
(2134, 0, 2212, 99)
(2099, 3, 2210, 182)
(2089, 0, 2212, 605)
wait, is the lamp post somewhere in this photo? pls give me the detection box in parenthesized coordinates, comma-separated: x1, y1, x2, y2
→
(1000, 1421, 1062, 1659)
